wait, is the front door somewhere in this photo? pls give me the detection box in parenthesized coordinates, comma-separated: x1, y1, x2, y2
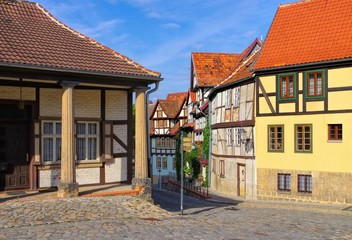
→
(0, 121, 30, 191)
(237, 164, 246, 197)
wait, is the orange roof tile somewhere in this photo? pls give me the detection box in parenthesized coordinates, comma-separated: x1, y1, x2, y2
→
(254, 0, 352, 70)
(0, 0, 160, 78)
(166, 92, 188, 106)
(218, 39, 262, 86)
(192, 53, 241, 86)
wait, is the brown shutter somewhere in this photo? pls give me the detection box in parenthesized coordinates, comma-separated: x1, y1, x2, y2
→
(102, 121, 113, 162)
(33, 120, 41, 164)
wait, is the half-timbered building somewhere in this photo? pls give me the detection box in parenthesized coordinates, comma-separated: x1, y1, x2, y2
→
(190, 52, 240, 143)
(253, 0, 352, 203)
(149, 92, 187, 182)
(208, 39, 261, 199)
(0, 0, 161, 195)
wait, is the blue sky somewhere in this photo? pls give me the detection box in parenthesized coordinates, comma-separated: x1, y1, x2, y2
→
(35, 0, 292, 102)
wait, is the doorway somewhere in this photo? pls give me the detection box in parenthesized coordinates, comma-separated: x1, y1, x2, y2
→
(0, 104, 31, 191)
(237, 163, 246, 197)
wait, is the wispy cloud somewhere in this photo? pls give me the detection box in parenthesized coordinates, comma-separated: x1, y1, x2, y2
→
(73, 19, 124, 39)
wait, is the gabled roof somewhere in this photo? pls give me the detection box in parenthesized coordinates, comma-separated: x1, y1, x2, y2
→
(151, 91, 187, 119)
(254, 0, 352, 70)
(166, 92, 188, 106)
(192, 52, 241, 86)
(0, 0, 160, 78)
(215, 39, 262, 87)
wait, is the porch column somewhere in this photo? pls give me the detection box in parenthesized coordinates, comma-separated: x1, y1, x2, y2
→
(58, 81, 79, 198)
(132, 88, 151, 198)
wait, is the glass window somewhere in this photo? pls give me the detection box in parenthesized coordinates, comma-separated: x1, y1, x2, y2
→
(306, 71, 324, 98)
(76, 122, 99, 161)
(156, 157, 161, 169)
(225, 89, 232, 108)
(233, 87, 240, 107)
(226, 128, 232, 146)
(234, 128, 241, 146)
(162, 157, 168, 170)
(298, 174, 312, 193)
(295, 125, 312, 152)
(42, 121, 61, 162)
(268, 125, 284, 152)
(278, 173, 291, 191)
(328, 124, 342, 141)
(280, 74, 295, 99)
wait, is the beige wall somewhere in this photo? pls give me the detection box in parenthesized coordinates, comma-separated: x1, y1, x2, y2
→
(257, 168, 352, 204)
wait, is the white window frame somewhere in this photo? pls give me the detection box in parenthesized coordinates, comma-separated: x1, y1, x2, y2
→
(234, 87, 240, 107)
(76, 121, 100, 161)
(234, 128, 241, 146)
(225, 89, 232, 109)
(42, 121, 61, 163)
(226, 128, 232, 146)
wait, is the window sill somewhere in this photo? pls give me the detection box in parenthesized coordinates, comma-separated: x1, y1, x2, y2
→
(278, 190, 291, 195)
(327, 140, 342, 143)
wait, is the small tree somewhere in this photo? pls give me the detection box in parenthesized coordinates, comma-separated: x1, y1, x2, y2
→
(202, 117, 210, 187)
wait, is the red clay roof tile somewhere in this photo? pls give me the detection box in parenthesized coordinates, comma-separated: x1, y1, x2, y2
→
(192, 53, 241, 86)
(0, 0, 160, 78)
(254, 0, 352, 70)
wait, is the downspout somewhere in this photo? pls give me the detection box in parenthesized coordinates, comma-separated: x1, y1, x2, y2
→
(146, 82, 160, 181)
(208, 99, 212, 188)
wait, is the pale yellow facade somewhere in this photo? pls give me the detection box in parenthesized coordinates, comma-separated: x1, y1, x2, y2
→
(256, 66, 352, 204)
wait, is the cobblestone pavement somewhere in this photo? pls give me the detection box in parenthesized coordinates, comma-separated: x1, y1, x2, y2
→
(0, 189, 352, 240)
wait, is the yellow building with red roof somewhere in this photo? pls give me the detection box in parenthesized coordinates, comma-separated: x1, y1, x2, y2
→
(253, 0, 352, 203)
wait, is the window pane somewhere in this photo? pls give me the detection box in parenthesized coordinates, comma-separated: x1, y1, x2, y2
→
(87, 138, 97, 160)
(77, 138, 86, 160)
(308, 75, 315, 95)
(43, 123, 53, 134)
(282, 79, 287, 97)
(56, 123, 62, 134)
(316, 73, 322, 95)
(77, 123, 86, 134)
(56, 138, 61, 161)
(43, 138, 53, 162)
(88, 123, 97, 134)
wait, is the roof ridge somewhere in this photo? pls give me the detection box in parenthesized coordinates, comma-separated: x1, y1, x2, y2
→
(280, 0, 314, 8)
(192, 52, 240, 55)
(35, 3, 160, 77)
(216, 48, 260, 87)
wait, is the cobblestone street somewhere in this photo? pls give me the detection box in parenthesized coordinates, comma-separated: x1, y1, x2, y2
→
(0, 189, 352, 239)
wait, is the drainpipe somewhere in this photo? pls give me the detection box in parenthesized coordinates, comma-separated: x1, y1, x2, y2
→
(146, 82, 160, 182)
(208, 100, 212, 188)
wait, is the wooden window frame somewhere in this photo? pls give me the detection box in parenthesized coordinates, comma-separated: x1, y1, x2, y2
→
(295, 124, 312, 153)
(278, 73, 296, 100)
(305, 70, 325, 99)
(298, 174, 312, 193)
(277, 173, 291, 191)
(268, 125, 284, 152)
(328, 124, 342, 141)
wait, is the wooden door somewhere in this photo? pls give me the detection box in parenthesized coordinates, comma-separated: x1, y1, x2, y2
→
(0, 122, 30, 191)
(237, 164, 246, 197)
